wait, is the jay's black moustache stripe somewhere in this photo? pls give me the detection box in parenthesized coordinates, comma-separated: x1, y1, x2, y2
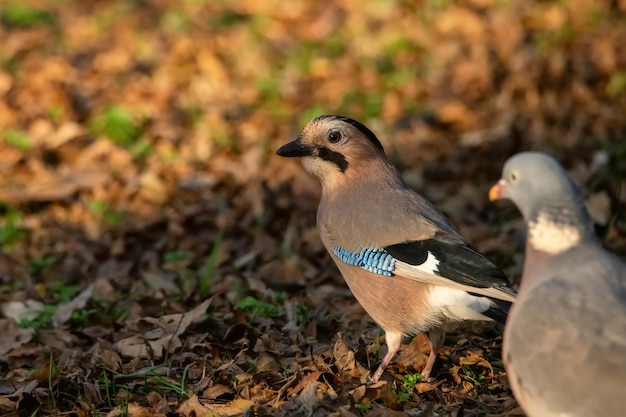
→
(316, 146, 348, 172)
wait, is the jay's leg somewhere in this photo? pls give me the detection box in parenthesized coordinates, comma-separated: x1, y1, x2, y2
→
(421, 328, 445, 380)
(369, 331, 402, 382)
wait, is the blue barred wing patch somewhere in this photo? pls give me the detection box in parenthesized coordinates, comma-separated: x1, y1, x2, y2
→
(332, 246, 395, 276)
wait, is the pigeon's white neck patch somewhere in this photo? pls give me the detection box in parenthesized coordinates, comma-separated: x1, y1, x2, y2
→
(527, 212, 580, 254)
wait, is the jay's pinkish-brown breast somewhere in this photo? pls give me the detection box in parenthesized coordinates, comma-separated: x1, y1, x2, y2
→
(333, 257, 442, 335)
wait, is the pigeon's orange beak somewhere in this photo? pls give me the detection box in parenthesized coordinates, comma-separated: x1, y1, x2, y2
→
(489, 180, 506, 201)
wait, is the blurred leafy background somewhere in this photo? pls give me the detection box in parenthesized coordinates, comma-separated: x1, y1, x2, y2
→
(0, 0, 625, 416)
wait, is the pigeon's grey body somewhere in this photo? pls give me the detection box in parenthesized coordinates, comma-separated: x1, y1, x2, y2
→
(491, 152, 626, 417)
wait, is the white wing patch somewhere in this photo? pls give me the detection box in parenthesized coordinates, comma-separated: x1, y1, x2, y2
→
(415, 251, 440, 274)
(428, 286, 496, 321)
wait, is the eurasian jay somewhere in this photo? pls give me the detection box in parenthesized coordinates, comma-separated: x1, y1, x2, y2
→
(277, 115, 515, 381)
(490, 152, 626, 417)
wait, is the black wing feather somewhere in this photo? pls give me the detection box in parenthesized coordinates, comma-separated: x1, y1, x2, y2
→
(479, 298, 510, 324)
(384, 232, 513, 292)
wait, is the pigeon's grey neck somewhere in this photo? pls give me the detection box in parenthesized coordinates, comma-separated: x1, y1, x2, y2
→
(527, 195, 595, 255)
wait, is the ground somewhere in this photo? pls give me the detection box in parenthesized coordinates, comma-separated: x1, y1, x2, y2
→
(0, 1, 625, 416)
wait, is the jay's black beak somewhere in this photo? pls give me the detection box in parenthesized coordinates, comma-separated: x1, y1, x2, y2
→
(276, 139, 317, 157)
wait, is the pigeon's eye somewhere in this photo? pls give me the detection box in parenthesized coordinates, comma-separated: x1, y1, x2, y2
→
(509, 170, 520, 183)
(327, 129, 343, 144)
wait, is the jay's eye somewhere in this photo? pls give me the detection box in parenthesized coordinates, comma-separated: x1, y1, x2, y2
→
(328, 130, 343, 144)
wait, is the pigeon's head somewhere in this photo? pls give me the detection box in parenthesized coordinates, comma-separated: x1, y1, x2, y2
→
(490, 151, 594, 253)
(490, 152, 581, 218)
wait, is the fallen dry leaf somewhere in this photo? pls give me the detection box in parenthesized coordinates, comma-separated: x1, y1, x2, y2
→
(116, 298, 212, 358)
(52, 284, 93, 327)
(178, 395, 254, 417)
(1, 301, 45, 324)
(105, 403, 166, 417)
